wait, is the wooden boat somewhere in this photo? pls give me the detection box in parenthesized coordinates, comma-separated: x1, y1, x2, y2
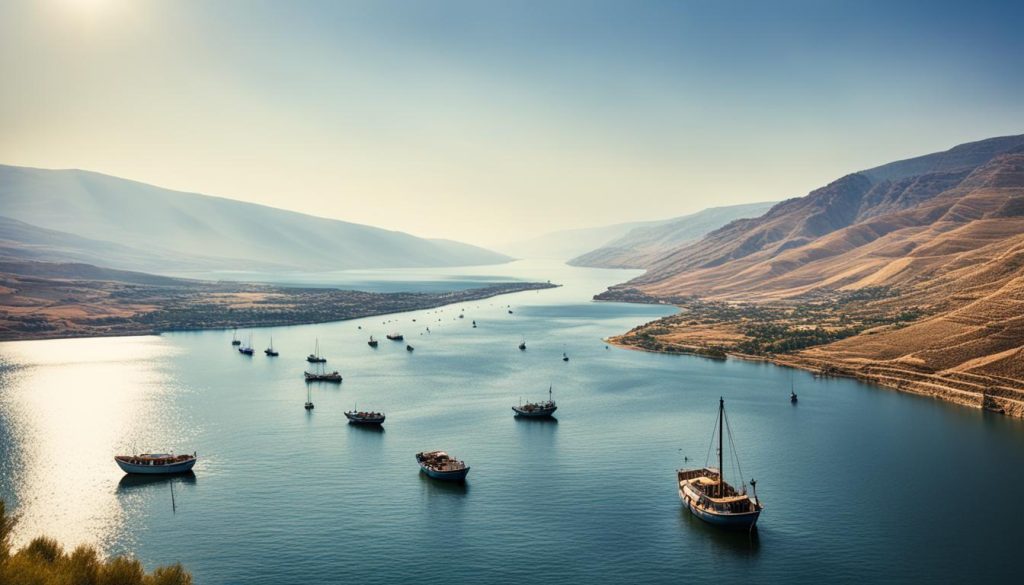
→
(114, 453, 197, 475)
(513, 386, 557, 418)
(231, 328, 241, 346)
(265, 336, 279, 357)
(307, 338, 327, 363)
(304, 384, 314, 410)
(416, 451, 470, 481)
(386, 332, 404, 341)
(406, 344, 414, 352)
(345, 408, 385, 425)
(304, 369, 342, 383)
(562, 352, 569, 362)
(677, 398, 763, 530)
(368, 336, 378, 348)
(518, 338, 527, 351)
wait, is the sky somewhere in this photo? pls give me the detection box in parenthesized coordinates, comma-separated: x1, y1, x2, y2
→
(1, 0, 1023, 247)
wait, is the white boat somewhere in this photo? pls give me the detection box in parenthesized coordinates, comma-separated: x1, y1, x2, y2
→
(114, 453, 197, 475)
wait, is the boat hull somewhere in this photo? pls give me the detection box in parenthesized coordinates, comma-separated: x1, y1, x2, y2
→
(679, 487, 761, 530)
(346, 413, 385, 425)
(419, 464, 470, 481)
(115, 457, 196, 475)
(512, 406, 557, 418)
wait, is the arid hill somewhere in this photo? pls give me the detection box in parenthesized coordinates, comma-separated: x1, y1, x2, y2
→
(601, 135, 1024, 416)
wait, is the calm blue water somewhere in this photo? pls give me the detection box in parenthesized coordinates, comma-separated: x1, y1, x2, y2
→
(1, 261, 1022, 584)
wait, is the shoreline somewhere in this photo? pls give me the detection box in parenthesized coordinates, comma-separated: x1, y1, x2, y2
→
(0, 281, 559, 343)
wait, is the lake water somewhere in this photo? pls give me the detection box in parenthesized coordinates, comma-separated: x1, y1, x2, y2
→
(1, 260, 1021, 584)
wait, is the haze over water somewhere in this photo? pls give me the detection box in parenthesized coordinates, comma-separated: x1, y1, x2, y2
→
(0, 261, 1021, 584)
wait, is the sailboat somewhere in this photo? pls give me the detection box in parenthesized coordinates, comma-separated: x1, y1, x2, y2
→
(368, 336, 378, 348)
(238, 333, 254, 355)
(518, 337, 527, 351)
(677, 398, 763, 530)
(304, 384, 314, 410)
(304, 361, 342, 383)
(562, 352, 569, 362)
(231, 328, 241, 346)
(307, 338, 327, 363)
(265, 336, 279, 357)
(513, 385, 558, 418)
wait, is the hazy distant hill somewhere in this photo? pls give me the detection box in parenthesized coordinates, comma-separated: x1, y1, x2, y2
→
(0, 165, 510, 274)
(568, 202, 776, 269)
(496, 219, 666, 261)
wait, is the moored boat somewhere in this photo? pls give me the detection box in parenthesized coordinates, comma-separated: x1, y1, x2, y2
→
(416, 450, 470, 481)
(513, 385, 558, 418)
(345, 409, 385, 425)
(387, 332, 404, 341)
(265, 336, 279, 357)
(304, 383, 314, 410)
(790, 390, 798, 403)
(406, 344, 414, 352)
(677, 398, 763, 530)
(304, 369, 342, 383)
(307, 338, 327, 363)
(518, 337, 527, 351)
(368, 336, 378, 348)
(114, 453, 197, 475)
(238, 333, 255, 355)
(231, 328, 241, 346)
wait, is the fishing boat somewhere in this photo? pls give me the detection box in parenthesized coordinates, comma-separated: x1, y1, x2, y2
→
(513, 386, 558, 418)
(238, 334, 254, 356)
(345, 407, 385, 425)
(265, 336, 279, 357)
(231, 328, 241, 346)
(368, 336, 378, 348)
(114, 452, 197, 475)
(386, 332, 404, 341)
(307, 338, 327, 363)
(518, 338, 527, 351)
(416, 451, 470, 481)
(677, 398, 763, 530)
(304, 384, 314, 410)
(304, 366, 342, 383)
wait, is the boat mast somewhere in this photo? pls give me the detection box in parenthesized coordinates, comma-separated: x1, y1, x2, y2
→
(718, 396, 724, 498)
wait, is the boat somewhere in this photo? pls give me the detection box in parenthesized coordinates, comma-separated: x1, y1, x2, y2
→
(416, 451, 470, 481)
(368, 336, 378, 348)
(231, 328, 241, 346)
(304, 367, 342, 383)
(386, 332, 404, 341)
(238, 333, 254, 355)
(562, 352, 569, 362)
(307, 338, 327, 363)
(114, 452, 197, 475)
(345, 407, 385, 425)
(513, 386, 558, 418)
(472, 320, 477, 328)
(790, 391, 798, 404)
(265, 336, 279, 357)
(518, 338, 527, 351)
(508, 309, 514, 314)
(677, 398, 763, 530)
(304, 383, 314, 410)
(406, 344, 414, 352)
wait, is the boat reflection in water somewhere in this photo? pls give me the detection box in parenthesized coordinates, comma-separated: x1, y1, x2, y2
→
(116, 470, 197, 493)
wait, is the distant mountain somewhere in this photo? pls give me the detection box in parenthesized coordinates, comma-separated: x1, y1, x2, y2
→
(496, 219, 665, 261)
(0, 165, 510, 275)
(568, 202, 776, 269)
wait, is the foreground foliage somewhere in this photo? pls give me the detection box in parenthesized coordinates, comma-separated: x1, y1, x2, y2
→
(0, 501, 191, 585)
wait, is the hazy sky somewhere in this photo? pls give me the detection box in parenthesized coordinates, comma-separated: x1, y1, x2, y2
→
(1, 0, 1023, 246)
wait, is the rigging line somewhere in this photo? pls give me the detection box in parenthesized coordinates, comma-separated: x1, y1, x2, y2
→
(704, 413, 718, 468)
(724, 409, 746, 490)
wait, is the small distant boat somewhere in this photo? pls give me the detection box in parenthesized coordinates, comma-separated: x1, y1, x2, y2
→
(472, 320, 477, 328)
(416, 451, 470, 481)
(562, 352, 569, 362)
(508, 309, 514, 314)
(238, 333, 254, 355)
(368, 336, 379, 348)
(304, 369, 342, 383)
(518, 338, 527, 351)
(513, 386, 558, 418)
(265, 336, 279, 357)
(307, 338, 327, 363)
(114, 452, 197, 475)
(345, 407, 385, 425)
(387, 332, 404, 341)
(304, 384, 314, 410)
(677, 398, 763, 530)
(790, 391, 798, 403)
(406, 344, 414, 352)
(231, 328, 241, 346)
(459, 314, 464, 319)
